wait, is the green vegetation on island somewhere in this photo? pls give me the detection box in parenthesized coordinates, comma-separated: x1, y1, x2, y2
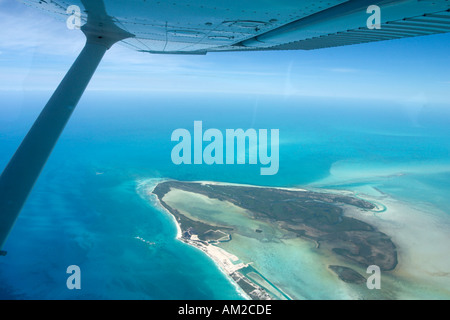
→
(152, 180, 398, 299)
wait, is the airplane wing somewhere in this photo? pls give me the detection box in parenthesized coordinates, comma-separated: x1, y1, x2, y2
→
(20, 0, 450, 54)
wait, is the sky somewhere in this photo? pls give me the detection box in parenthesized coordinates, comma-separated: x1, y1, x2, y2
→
(0, 0, 449, 103)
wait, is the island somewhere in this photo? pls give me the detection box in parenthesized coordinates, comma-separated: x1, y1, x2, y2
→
(151, 180, 398, 300)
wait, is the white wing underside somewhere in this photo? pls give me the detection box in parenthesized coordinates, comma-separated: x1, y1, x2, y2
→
(20, 0, 450, 54)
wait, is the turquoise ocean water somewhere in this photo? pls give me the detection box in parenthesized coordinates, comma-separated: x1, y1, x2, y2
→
(0, 91, 449, 299)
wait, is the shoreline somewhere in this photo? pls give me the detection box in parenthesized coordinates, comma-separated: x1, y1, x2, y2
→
(192, 180, 308, 192)
(137, 178, 254, 300)
(191, 180, 388, 212)
(137, 178, 182, 239)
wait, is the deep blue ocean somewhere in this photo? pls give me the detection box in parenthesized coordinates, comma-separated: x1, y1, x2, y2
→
(0, 91, 449, 299)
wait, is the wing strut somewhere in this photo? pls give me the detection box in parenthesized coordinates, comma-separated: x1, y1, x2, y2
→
(0, 6, 133, 251)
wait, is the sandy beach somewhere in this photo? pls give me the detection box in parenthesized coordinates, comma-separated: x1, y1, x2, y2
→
(137, 178, 257, 299)
(193, 180, 308, 192)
